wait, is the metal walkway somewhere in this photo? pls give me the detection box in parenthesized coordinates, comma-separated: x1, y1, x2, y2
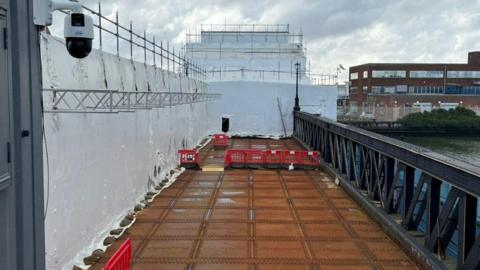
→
(91, 139, 420, 269)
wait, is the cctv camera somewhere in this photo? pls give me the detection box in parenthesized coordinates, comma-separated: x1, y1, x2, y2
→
(64, 12, 94, 59)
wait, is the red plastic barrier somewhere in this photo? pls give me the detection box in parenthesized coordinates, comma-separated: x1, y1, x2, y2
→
(224, 149, 246, 168)
(283, 150, 301, 165)
(213, 134, 229, 148)
(244, 150, 266, 167)
(225, 149, 320, 169)
(299, 151, 320, 166)
(178, 150, 200, 168)
(265, 150, 283, 166)
(104, 238, 132, 270)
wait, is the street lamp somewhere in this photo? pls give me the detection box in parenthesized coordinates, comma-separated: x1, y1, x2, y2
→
(336, 64, 345, 85)
(294, 62, 301, 112)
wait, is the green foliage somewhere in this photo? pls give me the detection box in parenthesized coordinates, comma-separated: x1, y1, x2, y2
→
(399, 107, 480, 128)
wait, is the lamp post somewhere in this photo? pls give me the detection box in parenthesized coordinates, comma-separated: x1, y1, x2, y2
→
(294, 62, 301, 112)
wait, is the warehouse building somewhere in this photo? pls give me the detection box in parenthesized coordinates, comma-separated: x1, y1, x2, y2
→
(345, 52, 480, 120)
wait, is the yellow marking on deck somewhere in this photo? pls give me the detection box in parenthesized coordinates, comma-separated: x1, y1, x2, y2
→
(201, 165, 224, 172)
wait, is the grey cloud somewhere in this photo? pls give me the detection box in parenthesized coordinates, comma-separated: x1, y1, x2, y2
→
(51, 0, 480, 74)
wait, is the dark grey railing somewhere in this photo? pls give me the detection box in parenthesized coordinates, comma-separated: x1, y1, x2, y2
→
(294, 111, 480, 270)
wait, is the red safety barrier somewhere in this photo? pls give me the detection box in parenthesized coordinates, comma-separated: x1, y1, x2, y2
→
(298, 151, 320, 167)
(104, 239, 132, 270)
(283, 150, 301, 165)
(225, 149, 320, 169)
(244, 150, 266, 168)
(265, 150, 283, 167)
(178, 149, 200, 169)
(213, 134, 229, 148)
(224, 149, 246, 168)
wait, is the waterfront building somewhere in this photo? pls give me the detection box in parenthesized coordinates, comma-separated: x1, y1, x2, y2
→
(345, 52, 480, 120)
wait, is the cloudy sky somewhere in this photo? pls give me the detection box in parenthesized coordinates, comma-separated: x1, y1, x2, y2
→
(52, 0, 480, 80)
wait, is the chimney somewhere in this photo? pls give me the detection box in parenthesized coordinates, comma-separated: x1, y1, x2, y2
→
(468, 51, 480, 66)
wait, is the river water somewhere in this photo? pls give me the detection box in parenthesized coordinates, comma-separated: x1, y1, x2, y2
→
(400, 136, 480, 168)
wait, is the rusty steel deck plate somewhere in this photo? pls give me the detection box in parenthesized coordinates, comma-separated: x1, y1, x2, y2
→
(91, 139, 420, 270)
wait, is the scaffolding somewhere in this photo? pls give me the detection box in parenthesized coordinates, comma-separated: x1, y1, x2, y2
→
(186, 23, 304, 49)
(42, 89, 221, 113)
(185, 23, 337, 85)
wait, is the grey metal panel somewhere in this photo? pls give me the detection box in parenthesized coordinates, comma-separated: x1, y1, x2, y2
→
(0, 11, 16, 270)
(7, 0, 45, 268)
(0, 14, 10, 189)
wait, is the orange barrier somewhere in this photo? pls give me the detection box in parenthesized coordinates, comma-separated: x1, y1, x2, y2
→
(178, 149, 200, 169)
(104, 239, 132, 270)
(225, 149, 320, 169)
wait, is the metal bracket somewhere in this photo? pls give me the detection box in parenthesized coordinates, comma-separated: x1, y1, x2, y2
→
(34, 0, 83, 26)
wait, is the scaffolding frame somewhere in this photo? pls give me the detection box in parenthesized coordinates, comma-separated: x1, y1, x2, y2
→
(43, 89, 221, 113)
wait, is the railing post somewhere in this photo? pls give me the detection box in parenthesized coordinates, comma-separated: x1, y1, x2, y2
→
(129, 21, 133, 60)
(115, 11, 119, 56)
(167, 42, 170, 72)
(143, 30, 147, 64)
(173, 46, 176, 73)
(425, 177, 441, 247)
(98, 2, 102, 49)
(402, 165, 415, 220)
(153, 36, 156, 67)
(160, 41, 163, 70)
(457, 192, 477, 266)
(383, 157, 395, 213)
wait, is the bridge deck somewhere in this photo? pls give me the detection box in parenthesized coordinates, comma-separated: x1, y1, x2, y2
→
(91, 138, 420, 269)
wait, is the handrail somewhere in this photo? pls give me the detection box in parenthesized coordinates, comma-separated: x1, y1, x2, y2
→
(294, 111, 480, 269)
(295, 111, 480, 197)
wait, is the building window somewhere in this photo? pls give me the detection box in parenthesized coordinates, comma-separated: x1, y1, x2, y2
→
(350, 72, 358, 80)
(372, 70, 406, 78)
(350, 101, 358, 113)
(363, 71, 368, 79)
(371, 85, 407, 94)
(363, 86, 368, 94)
(349, 86, 358, 95)
(408, 86, 444, 94)
(447, 70, 480, 78)
(410, 70, 444, 78)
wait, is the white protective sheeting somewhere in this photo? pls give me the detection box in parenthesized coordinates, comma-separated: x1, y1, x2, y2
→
(40, 33, 213, 269)
(206, 81, 337, 136)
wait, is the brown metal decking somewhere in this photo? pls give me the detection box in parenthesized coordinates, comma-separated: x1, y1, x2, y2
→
(91, 138, 420, 270)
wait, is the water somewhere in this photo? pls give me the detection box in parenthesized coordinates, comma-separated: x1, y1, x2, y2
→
(399, 136, 480, 168)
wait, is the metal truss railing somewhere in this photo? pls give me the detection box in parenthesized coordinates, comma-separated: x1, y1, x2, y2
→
(42, 89, 221, 113)
(294, 111, 480, 270)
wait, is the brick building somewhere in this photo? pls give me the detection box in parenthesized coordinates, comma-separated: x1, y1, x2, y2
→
(347, 52, 480, 119)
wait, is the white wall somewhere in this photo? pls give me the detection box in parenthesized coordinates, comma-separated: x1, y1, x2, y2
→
(41, 33, 336, 269)
(207, 81, 337, 136)
(40, 34, 213, 269)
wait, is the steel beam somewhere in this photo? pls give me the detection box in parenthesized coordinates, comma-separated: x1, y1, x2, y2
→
(457, 192, 477, 267)
(424, 187, 460, 256)
(383, 157, 395, 213)
(403, 173, 428, 230)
